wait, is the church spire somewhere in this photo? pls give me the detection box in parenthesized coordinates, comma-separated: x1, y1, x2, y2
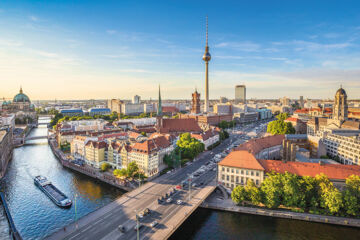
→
(20, 86, 23, 94)
(157, 85, 162, 116)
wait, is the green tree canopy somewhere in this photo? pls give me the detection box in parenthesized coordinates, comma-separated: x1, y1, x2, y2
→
(260, 172, 283, 208)
(267, 119, 295, 135)
(231, 185, 247, 205)
(342, 175, 360, 216)
(245, 179, 262, 205)
(176, 133, 205, 160)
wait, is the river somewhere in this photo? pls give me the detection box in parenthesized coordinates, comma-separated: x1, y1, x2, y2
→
(1, 118, 360, 240)
(0, 118, 124, 240)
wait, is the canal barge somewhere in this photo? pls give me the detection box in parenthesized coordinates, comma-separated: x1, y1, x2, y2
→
(34, 175, 72, 208)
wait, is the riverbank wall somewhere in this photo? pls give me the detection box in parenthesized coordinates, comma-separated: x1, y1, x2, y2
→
(0, 128, 13, 179)
(49, 139, 132, 192)
(200, 201, 360, 228)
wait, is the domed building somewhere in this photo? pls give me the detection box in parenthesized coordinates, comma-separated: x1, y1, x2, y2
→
(2, 87, 35, 122)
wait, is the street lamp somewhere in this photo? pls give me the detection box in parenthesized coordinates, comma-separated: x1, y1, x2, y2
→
(75, 194, 78, 229)
(188, 174, 192, 202)
(134, 210, 139, 240)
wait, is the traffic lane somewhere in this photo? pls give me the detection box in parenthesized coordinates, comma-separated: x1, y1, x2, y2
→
(64, 180, 183, 240)
(64, 139, 231, 240)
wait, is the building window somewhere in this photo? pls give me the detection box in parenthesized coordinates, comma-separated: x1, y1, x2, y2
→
(222, 175, 225, 180)
(236, 176, 239, 183)
(236, 169, 239, 174)
(256, 172, 259, 177)
(251, 171, 254, 176)
(241, 170, 244, 174)
(227, 168, 229, 173)
(226, 175, 229, 181)
(256, 180, 259, 185)
(241, 177, 244, 184)
(222, 167, 225, 172)
(231, 169, 234, 173)
(246, 170, 249, 175)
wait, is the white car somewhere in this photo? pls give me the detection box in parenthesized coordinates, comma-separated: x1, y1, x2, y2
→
(150, 221, 158, 227)
(176, 200, 183, 205)
(166, 198, 172, 203)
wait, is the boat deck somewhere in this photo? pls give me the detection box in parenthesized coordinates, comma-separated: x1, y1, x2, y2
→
(43, 184, 66, 201)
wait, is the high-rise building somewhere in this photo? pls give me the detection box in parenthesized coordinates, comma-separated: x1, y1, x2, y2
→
(132, 95, 141, 104)
(202, 16, 211, 113)
(191, 89, 201, 114)
(107, 99, 123, 113)
(280, 96, 290, 106)
(300, 96, 304, 108)
(235, 85, 246, 104)
(157, 85, 162, 116)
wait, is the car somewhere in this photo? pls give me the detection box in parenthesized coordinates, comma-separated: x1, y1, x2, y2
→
(176, 185, 182, 189)
(166, 198, 172, 203)
(150, 221, 158, 227)
(192, 183, 197, 187)
(138, 213, 144, 218)
(134, 223, 144, 231)
(118, 225, 126, 233)
(144, 208, 151, 216)
(176, 200, 183, 205)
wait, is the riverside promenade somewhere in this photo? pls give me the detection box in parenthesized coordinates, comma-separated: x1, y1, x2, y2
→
(49, 138, 133, 192)
(201, 191, 360, 228)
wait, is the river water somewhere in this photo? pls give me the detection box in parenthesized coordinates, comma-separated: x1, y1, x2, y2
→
(1, 118, 360, 240)
(0, 119, 123, 240)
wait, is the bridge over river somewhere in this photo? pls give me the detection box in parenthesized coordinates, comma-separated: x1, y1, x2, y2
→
(46, 137, 234, 240)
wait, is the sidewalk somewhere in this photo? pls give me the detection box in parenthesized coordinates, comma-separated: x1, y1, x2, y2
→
(201, 192, 360, 228)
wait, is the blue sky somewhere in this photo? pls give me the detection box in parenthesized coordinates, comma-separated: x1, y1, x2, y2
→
(1, 0, 360, 100)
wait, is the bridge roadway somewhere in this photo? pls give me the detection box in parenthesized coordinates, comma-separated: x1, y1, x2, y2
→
(46, 136, 235, 240)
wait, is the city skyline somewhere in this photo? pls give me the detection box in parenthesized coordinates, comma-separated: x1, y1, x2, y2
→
(1, 0, 360, 100)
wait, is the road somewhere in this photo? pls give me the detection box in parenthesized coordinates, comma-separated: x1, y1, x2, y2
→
(46, 121, 269, 240)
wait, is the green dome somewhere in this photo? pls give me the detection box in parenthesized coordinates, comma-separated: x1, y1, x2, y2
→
(13, 87, 30, 103)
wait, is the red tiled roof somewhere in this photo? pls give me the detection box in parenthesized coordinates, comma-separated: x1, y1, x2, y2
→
(162, 106, 179, 113)
(160, 118, 202, 133)
(219, 151, 265, 171)
(258, 160, 360, 180)
(235, 135, 285, 155)
(132, 135, 171, 154)
(85, 140, 107, 149)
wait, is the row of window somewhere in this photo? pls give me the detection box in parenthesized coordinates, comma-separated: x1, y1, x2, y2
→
(221, 167, 260, 177)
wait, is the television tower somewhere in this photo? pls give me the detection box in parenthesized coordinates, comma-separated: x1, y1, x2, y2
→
(202, 16, 211, 113)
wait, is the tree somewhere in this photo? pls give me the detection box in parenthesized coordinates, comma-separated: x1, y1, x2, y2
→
(245, 179, 262, 205)
(316, 173, 343, 215)
(276, 113, 289, 121)
(343, 175, 360, 216)
(300, 176, 319, 210)
(260, 172, 283, 208)
(127, 161, 139, 178)
(100, 162, 110, 172)
(281, 172, 305, 208)
(176, 133, 205, 160)
(140, 132, 146, 137)
(231, 185, 247, 205)
(267, 120, 295, 135)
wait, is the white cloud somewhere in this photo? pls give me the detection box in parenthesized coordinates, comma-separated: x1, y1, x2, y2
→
(29, 15, 39, 22)
(0, 39, 23, 47)
(215, 41, 261, 52)
(106, 30, 117, 35)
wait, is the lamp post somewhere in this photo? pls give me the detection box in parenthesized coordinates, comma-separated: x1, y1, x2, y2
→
(75, 194, 78, 229)
(134, 210, 139, 240)
(188, 174, 192, 202)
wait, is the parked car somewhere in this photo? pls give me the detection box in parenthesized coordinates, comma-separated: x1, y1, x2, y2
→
(150, 221, 158, 227)
(176, 200, 183, 205)
(118, 225, 126, 233)
(166, 197, 172, 203)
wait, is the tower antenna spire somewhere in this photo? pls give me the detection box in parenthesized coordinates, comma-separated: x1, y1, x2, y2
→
(206, 15, 208, 47)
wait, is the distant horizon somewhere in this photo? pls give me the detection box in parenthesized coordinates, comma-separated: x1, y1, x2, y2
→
(1, 0, 360, 100)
